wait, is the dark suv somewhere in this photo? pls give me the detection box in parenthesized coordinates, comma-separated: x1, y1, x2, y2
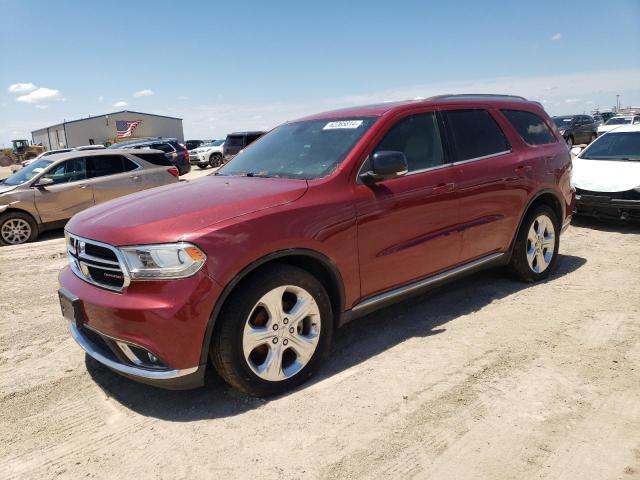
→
(109, 138, 191, 175)
(59, 94, 574, 396)
(552, 115, 598, 147)
(222, 131, 265, 159)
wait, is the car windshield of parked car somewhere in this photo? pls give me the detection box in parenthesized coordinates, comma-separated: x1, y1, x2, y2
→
(581, 132, 640, 161)
(2, 159, 54, 186)
(218, 118, 378, 179)
(553, 116, 574, 126)
(605, 117, 632, 125)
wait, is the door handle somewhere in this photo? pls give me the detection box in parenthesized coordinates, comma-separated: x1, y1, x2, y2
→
(433, 182, 454, 194)
(78, 184, 89, 189)
(129, 175, 140, 180)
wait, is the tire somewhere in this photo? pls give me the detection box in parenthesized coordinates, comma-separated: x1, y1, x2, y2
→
(0, 211, 38, 246)
(209, 153, 223, 168)
(566, 136, 574, 148)
(509, 204, 559, 282)
(211, 265, 334, 397)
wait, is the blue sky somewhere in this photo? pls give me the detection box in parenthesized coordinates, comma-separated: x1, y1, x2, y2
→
(1, 0, 639, 147)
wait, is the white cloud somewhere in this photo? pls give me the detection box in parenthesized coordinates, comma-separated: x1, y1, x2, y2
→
(98, 95, 104, 103)
(35, 104, 48, 110)
(564, 98, 581, 103)
(551, 33, 562, 41)
(133, 89, 154, 97)
(113, 101, 128, 107)
(177, 95, 189, 101)
(16, 87, 62, 104)
(8, 82, 36, 93)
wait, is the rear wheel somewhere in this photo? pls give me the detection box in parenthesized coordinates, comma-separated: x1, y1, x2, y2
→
(0, 211, 38, 246)
(211, 265, 333, 396)
(509, 205, 559, 282)
(209, 153, 223, 168)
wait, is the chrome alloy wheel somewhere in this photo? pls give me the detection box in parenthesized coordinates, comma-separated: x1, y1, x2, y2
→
(1, 218, 32, 244)
(242, 285, 321, 382)
(526, 214, 555, 273)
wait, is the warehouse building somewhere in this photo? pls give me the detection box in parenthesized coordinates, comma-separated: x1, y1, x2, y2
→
(31, 110, 184, 149)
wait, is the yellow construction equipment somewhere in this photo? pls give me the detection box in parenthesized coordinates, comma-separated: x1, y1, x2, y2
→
(0, 140, 46, 167)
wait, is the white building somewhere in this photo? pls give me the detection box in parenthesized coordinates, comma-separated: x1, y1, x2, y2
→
(31, 110, 184, 149)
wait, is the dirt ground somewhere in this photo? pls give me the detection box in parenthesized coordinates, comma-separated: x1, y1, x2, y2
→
(1, 168, 640, 478)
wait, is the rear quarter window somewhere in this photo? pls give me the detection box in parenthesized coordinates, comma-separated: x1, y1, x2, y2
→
(444, 109, 510, 161)
(132, 152, 172, 166)
(501, 110, 556, 145)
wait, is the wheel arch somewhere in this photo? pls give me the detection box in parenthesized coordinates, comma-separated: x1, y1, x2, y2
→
(198, 248, 345, 365)
(509, 189, 564, 256)
(0, 206, 40, 225)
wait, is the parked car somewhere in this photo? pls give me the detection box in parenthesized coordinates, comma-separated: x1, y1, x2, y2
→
(108, 138, 191, 175)
(552, 115, 598, 147)
(185, 140, 205, 151)
(0, 149, 179, 245)
(592, 112, 617, 125)
(59, 94, 574, 396)
(22, 145, 107, 168)
(597, 115, 640, 136)
(571, 124, 640, 221)
(189, 139, 225, 169)
(222, 131, 265, 159)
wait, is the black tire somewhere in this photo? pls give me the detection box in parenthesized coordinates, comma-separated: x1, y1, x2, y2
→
(211, 265, 334, 397)
(0, 211, 38, 246)
(509, 204, 560, 283)
(209, 153, 223, 168)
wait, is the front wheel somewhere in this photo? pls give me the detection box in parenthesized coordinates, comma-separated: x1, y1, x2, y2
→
(0, 211, 38, 246)
(209, 153, 223, 168)
(509, 205, 559, 282)
(211, 265, 333, 396)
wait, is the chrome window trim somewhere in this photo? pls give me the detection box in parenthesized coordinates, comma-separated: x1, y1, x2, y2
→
(451, 149, 512, 166)
(66, 232, 131, 292)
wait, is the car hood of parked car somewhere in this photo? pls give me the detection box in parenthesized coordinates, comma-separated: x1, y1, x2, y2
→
(572, 157, 640, 192)
(66, 175, 309, 245)
(0, 183, 18, 195)
(597, 125, 625, 134)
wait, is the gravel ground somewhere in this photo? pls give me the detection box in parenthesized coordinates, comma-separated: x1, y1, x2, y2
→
(0, 166, 639, 479)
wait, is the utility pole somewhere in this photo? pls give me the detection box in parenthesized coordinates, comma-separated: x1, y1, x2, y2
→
(616, 94, 620, 112)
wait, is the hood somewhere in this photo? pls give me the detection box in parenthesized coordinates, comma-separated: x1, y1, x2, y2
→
(66, 175, 308, 245)
(0, 184, 18, 195)
(597, 124, 625, 133)
(572, 157, 640, 192)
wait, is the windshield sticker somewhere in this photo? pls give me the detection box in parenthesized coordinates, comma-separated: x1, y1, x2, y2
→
(323, 120, 364, 130)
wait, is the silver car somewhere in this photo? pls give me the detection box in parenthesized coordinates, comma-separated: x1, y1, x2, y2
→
(0, 149, 179, 245)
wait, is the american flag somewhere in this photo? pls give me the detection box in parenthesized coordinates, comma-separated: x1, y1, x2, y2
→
(115, 120, 142, 138)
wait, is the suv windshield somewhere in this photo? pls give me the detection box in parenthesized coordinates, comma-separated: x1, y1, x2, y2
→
(581, 132, 640, 161)
(2, 159, 54, 186)
(605, 117, 632, 125)
(553, 116, 574, 126)
(218, 117, 377, 179)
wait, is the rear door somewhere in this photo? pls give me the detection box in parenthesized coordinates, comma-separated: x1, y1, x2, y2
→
(126, 152, 177, 188)
(443, 108, 528, 262)
(33, 158, 94, 223)
(86, 154, 141, 204)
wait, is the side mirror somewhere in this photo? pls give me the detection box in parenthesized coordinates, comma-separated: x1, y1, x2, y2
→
(570, 146, 583, 156)
(360, 151, 408, 183)
(34, 177, 54, 188)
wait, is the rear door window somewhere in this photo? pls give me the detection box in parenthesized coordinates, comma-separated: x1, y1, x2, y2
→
(149, 143, 175, 153)
(501, 110, 556, 145)
(373, 113, 445, 172)
(444, 109, 510, 162)
(87, 155, 137, 178)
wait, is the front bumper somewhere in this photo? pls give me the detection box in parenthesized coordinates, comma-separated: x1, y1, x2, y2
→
(575, 193, 640, 220)
(189, 154, 208, 165)
(59, 265, 222, 388)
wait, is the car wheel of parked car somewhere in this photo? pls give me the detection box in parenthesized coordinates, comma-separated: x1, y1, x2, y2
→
(209, 153, 223, 168)
(0, 211, 38, 246)
(509, 205, 559, 283)
(566, 136, 574, 148)
(211, 265, 333, 396)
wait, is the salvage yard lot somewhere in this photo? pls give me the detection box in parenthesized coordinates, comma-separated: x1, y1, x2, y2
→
(1, 183, 639, 479)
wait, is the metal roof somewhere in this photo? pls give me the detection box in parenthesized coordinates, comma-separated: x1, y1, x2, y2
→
(32, 110, 182, 131)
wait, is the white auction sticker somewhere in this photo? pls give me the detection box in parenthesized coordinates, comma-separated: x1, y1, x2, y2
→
(323, 120, 363, 130)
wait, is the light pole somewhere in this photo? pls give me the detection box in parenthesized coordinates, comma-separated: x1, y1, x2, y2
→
(616, 94, 620, 112)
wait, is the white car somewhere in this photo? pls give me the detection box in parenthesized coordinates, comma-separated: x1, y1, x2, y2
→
(571, 124, 640, 221)
(189, 139, 225, 169)
(597, 115, 640, 136)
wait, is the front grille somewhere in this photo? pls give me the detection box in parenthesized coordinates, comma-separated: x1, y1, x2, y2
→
(576, 188, 640, 201)
(66, 233, 130, 292)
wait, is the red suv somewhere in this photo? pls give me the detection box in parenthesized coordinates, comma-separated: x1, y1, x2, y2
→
(59, 95, 575, 396)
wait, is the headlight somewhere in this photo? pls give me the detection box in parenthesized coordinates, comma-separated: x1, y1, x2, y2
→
(119, 243, 206, 279)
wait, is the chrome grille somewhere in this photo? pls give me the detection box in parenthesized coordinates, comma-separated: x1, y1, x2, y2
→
(66, 232, 130, 292)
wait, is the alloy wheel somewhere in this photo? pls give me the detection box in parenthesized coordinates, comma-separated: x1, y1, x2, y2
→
(242, 285, 321, 382)
(1, 218, 32, 245)
(526, 214, 555, 273)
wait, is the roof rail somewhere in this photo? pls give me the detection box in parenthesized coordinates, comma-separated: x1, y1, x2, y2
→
(427, 94, 528, 101)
